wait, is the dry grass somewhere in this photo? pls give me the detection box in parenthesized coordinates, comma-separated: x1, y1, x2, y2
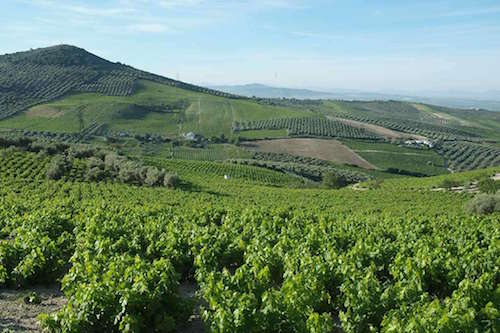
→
(26, 106, 64, 118)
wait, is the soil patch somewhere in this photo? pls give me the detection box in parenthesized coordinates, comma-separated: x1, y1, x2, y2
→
(0, 285, 66, 332)
(243, 138, 376, 169)
(26, 106, 64, 118)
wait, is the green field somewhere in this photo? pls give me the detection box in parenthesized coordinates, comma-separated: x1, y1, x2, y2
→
(0, 80, 313, 138)
(342, 140, 448, 176)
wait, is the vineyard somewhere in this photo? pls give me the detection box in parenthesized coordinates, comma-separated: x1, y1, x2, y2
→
(1, 44, 500, 333)
(234, 117, 382, 139)
(0, 45, 239, 120)
(0, 156, 498, 332)
(148, 158, 308, 187)
(436, 141, 500, 171)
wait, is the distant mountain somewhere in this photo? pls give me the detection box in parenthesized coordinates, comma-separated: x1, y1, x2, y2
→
(210, 84, 500, 111)
(0, 45, 237, 119)
(209, 83, 341, 99)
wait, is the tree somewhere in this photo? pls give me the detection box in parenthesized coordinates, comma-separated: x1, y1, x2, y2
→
(322, 172, 347, 189)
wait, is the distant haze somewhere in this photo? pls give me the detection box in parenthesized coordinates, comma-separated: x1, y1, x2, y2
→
(210, 84, 500, 111)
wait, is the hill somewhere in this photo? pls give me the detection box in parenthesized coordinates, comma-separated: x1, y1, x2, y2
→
(0, 45, 499, 176)
(0, 45, 238, 120)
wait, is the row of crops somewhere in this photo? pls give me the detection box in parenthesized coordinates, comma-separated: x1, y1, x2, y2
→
(228, 158, 368, 183)
(0, 45, 241, 120)
(339, 114, 480, 140)
(233, 117, 382, 139)
(0, 167, 498, 332)
(436, 141, 500, 171)
(227, 151, 370, 183)
(149, 158, 307, 187)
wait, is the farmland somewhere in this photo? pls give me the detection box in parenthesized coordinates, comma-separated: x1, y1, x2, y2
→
(243, 138, 376, 169)
(0, 45, 499, 333)
(0, 146, 499, 332)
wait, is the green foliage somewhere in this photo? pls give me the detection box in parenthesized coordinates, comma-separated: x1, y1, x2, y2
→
(235, 117, 381, 139)
(0, 45, 239, 120)
(436, 141, 500, 172)
(466, 193, 500, 214)
(46, 155, 72, 180)
(322, 171, 348, 188)
(478, 178, 500, 194)
(439, 178, 462, 189)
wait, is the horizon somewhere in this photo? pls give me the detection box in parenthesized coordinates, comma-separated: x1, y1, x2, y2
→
(1, 1, 500, 98)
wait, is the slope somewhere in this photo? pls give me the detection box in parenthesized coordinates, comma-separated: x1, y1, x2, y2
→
(0, 45, 239, 120)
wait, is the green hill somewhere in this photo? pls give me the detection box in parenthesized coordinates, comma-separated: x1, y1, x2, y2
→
(0, 45, 239, 120)
(1, 45, 499, 175)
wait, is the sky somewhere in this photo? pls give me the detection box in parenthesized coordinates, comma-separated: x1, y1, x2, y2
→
(1, 0, 500, 97)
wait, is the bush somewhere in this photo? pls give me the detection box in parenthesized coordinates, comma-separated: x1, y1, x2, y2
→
(439, 179, 462, 190)
(478, 178, 500, 194)
(466, 193, 500, 215)
(322, 172, 348, 189)
(164, 174, 180, 189)
(145, 167, 165, 187)
(46, 155, 72, 180)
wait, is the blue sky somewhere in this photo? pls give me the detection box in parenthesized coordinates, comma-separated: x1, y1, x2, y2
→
(1, 0, 500, 95)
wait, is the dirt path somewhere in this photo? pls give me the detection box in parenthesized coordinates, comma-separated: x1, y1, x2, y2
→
(179, 281, 205, 333)
(0, 286, 66, 332)
(327, 116, 427, 140)
(243, 138, 377, 169)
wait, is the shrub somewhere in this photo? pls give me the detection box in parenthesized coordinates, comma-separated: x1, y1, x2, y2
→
(164, 174, 180, 189)
(439, 179, 462, 190)
(322, 172, 348, 189)
(145, 167, 165, 187)
(46, 155, 72, 180)
(478, 178, 500, 194)
(466, 193, 500, 215)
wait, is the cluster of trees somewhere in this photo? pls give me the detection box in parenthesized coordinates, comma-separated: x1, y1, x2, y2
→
(87, 152, 179, 187)
(43, 148, 180, 188)
(234, 117, 381, 139)
(0, 136, 180, 187)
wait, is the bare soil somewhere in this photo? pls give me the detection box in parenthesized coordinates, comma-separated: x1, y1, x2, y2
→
(0, 286, 66, 332)
(243, 138, 376, 169)
(26, 106, 64, 118)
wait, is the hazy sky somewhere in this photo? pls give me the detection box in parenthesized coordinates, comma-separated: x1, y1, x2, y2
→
(1, 0, 500, 95)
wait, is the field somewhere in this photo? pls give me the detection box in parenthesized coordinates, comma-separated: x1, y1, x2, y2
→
(242, 138, 376, 169)
(1, 45, 500, 333)
(0, 80, 313, 138)
(0, 146, 499, 332)
(342, 140, 448, 176)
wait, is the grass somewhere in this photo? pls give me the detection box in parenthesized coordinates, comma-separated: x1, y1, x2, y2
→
(237, 129, 289, 140)
(342, 140, 448, 176)
(0, 80, 313, 138)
